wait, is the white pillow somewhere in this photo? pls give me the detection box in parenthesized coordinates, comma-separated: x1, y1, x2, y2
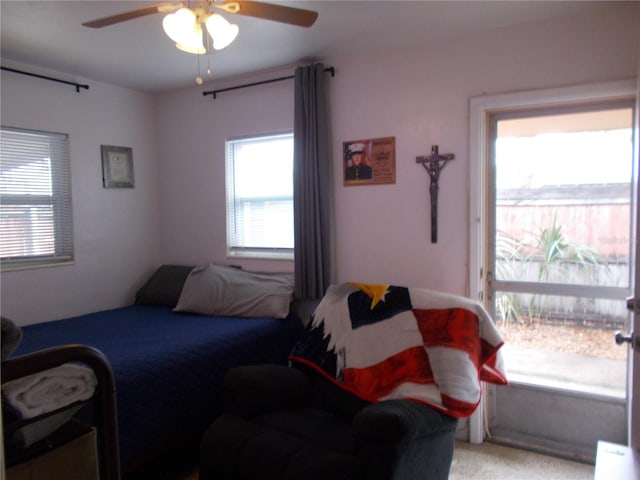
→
(173, 264, 294, 319)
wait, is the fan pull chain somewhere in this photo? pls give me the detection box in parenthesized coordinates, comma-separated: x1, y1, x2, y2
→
(206, 32, 212, 78)
(196, 54, 203, 85)
(195, 32, 213, 85)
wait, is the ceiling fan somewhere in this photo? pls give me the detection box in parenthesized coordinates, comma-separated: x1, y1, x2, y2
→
(83, 1, 318, 53)
(83, 1, 318, 84)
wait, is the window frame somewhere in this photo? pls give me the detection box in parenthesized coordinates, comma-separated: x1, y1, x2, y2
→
(225, 131, 294, 260)
(0, 126, 74, 270)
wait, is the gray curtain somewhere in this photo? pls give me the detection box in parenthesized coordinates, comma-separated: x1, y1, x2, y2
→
(293, 63, 332, 300)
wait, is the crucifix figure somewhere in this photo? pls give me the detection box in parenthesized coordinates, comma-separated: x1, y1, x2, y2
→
(416, 145, 455, 243)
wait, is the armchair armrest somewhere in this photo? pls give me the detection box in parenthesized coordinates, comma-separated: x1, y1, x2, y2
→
(353, 400, 459, 480)
(353, 399, 458, 443)
(222, 364, 312, 417)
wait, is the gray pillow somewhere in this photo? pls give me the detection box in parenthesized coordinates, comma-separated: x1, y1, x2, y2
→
(135, 265, 194, 307)
(173, 264, 294, 319)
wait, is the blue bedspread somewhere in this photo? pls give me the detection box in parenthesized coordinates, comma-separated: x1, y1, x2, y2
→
(11, 305, 303, 471)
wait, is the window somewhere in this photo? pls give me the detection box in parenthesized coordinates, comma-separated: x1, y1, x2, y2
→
(0, 127, 73, 269)
(226, 132, 294, 259)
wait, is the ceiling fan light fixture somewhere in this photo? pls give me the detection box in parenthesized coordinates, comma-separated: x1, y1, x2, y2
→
(176, 23, 206, 54)
(162, 8, 194, 42)
(163, 8, 206, 54)
(205, 13, 239, 50)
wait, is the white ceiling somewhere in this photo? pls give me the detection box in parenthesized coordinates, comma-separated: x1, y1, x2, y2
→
(0, 1, 616, 94)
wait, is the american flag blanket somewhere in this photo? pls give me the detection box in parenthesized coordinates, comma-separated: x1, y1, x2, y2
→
(289, 283, 508, 418)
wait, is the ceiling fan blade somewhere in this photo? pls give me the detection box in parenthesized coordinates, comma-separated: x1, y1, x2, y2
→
(82, 3, 180, 28)
(219, 1, 318, 27)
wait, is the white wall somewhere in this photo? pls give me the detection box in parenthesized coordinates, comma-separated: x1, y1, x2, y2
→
(156, 4, 639, 293)
(0, 68, 161, 325)
(155, 70, 296, 273)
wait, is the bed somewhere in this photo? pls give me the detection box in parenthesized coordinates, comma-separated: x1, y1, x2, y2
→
(2, 264, 304, 478)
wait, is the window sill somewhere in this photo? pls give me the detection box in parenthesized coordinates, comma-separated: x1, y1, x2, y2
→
(227, 250, 294, 261)
(1, 259, 75, 272)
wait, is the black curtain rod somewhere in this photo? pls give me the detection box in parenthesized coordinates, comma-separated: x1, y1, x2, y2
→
(1, 66, 89, 92)
(203, 66, 334, 99)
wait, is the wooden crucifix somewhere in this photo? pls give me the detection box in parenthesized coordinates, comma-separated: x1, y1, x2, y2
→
(416, 145, 455, 243)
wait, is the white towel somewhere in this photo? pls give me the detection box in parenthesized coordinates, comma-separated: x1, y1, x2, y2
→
(2, 363, 97, 419)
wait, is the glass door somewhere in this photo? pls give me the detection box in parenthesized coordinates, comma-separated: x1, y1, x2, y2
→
(485, 100, 635, 460)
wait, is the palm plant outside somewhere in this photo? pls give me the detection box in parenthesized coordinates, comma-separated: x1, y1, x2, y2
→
(495, 214, 609, 327)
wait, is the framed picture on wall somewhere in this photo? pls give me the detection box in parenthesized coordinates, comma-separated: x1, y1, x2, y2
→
(101, 145, 134, 188)
(343, 137, 396, 186)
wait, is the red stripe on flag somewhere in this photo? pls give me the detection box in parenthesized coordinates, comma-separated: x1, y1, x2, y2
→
(479, 343, 509, 384)
(414, 308, 482, 365)
(440, 393, 479, 417)
(343, 346, 433, 400)
(480, 337, 500, 364)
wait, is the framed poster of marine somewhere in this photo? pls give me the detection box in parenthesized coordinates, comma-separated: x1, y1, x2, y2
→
(343, 136, 396, 186)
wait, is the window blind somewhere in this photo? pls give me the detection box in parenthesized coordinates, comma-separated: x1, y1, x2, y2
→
(0, 127, 73, 268)
(226, 133, 294, 257)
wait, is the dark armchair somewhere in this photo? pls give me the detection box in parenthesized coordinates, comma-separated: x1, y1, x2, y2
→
(199, 364, 458, 480)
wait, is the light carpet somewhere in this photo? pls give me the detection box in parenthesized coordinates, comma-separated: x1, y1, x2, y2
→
(450, 440, 594, 479)
(179, 440, 595, 480)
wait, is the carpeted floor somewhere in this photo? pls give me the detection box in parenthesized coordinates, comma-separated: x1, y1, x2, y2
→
(450, 440, 595, 479)
(177, 440, 594, 480)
